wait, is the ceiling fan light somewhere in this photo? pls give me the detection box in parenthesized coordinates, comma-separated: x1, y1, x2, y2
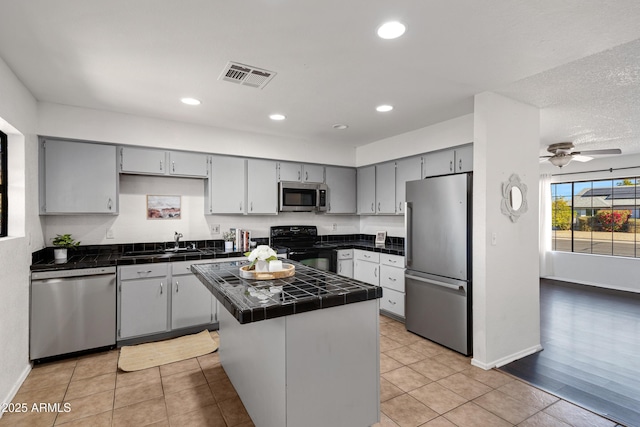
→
(549, 155, 573, 168)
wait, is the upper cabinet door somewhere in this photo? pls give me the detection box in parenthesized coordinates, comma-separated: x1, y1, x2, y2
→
(375, 162, 396, 214)
(395, 156, 423, 214)
(207, 155, 246, 214)
(302, 164, 324, 183)
(42, 140, 118, 214)
(120, 146, 166, 175)
(168, 151, 208, 177)
(357, 166, 376, 215)
(422, 149, 455, 178)
(454, 144, 473, 173)
(247, 159, 278, 214)
(325, 166, 356, 214)
(278, 162, 302, 182)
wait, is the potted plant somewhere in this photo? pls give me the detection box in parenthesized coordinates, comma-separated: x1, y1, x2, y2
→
(223, 231, 235, 252)
(52, 234, 80, 263)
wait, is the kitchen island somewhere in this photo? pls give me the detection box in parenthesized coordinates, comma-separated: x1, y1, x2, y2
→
(191, 260, 381, 427)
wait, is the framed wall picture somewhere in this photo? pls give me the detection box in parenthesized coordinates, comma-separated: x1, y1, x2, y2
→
(147, 195, 181, 219)
(375, 231, 387, 247)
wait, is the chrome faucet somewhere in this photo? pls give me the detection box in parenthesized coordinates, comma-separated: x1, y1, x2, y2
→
(174, 231, 183, 249)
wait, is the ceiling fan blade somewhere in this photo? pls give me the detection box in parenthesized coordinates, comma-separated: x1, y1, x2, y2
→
(574, 148, 621, 156)
(572, 155, 593, 162)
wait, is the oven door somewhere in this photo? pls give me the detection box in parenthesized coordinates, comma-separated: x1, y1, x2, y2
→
(288, 249, 337, 273)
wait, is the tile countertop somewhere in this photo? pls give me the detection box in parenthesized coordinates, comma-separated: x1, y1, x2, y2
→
(29, 239, 404, 272)
(191, 260, 383, 324)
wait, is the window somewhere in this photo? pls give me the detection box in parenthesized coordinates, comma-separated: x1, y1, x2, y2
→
(551, 178, 639, 258)
(0, 131, 7, 237)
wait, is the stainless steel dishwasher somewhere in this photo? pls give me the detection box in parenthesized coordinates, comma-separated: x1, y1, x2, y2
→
(30, 266, 117, 360)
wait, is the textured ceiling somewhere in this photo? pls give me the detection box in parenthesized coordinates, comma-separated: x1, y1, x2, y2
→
(1, 1, 640, 153)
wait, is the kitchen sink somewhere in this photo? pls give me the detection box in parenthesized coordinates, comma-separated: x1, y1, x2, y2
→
(122, 248, 203, 257)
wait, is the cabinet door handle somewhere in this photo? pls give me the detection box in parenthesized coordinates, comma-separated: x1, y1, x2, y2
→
(374, 267, 378, 277)
(371, 202, 374, 212)
(378, 202, 381, 212)
(388, 299, 396, 305)
(107, 198, 113, 211)
(250, 202, 253, 212)
(388, 277, 396, 282)
(160, 282, 163, 294)
(305, 171, 308, 181)
(339, 264, 342, 273)
(364, 254, 370, 258)
(399, 201, 402, 211)
(176, 281, 179, 292)
(160, 160, 163, 171)
(298, 170, 301, 181)
(137, 270, 153, 275)
(239, 202, 242, 211)
(449, 160, 453, 171)
(459, 159, 462, 170)
(172, 161, 175, 172)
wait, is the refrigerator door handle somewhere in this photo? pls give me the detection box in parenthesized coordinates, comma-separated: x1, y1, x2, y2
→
(405, 274, 464, 291)
(405, 202, 412, 267)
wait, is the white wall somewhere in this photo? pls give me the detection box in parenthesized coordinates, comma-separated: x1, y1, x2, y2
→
(355, 114, 473, 167)
(44, 174, 360, 245)
(542, 153, 640, 292)
(38, 102, 356, 167)
(472, 92, 541, 369)
(0, 56, 39, 409)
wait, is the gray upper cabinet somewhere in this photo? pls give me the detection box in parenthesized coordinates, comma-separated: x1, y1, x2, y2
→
(120, 146, 208, 178)
(247, 159, 278, 214)
(375, 162, 396, 214)
(422, 144, 473, 178)
(207, 155, 246, 214)
(325, 166, 356, 214)
(41, 139, 118, 214)
(395, 156, 423, 214)
(120, 146, 166, 175)
(357, 166, 376, 215)
(278, 162, 324, 183)
(168, 151, 208, 177)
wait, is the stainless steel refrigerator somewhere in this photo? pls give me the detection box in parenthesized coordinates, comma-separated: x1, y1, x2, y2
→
(405, 172, 472, 355)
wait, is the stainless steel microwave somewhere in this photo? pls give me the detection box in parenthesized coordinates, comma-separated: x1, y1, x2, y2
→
(278, 181, 328, 212)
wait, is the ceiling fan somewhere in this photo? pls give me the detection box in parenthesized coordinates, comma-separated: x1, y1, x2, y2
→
(540, 142, 622, 168)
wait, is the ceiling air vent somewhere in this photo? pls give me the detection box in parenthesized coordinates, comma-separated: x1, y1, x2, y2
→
(218, 62, 276, 89)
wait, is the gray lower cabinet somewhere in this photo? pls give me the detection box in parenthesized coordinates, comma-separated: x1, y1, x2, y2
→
(118, 264, 169, 340)
(325, 166, 356, 214)
(336, 249, 354, 278)
(353, 250, 379, 285)
(171, 261, 215, 329)
(118, 261, 216, 341)
(40, 139, 118, 214)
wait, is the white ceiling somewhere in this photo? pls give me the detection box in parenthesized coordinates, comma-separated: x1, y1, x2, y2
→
(1, 1, 640, 155)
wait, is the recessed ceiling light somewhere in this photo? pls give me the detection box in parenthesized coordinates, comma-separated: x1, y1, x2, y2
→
(377, 21, 406, 39)
(376, 105, 394, 112)
(269, 114, 286, 121)
(180, 97, 201, 105)
(332, 124, 349, 130)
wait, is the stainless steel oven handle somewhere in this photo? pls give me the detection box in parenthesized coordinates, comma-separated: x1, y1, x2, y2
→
(405, 274, 463, 291)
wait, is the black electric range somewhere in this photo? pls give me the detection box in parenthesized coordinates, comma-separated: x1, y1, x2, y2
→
(269, 225, 337, 272)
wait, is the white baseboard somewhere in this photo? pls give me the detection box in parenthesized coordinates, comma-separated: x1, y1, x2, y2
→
(0, 364, 32, 417)
(542, 275, 639, 294)
(471, 344, 543, 370)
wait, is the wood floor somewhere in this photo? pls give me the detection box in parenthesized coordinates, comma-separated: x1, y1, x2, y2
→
(500, 279, 640, 427)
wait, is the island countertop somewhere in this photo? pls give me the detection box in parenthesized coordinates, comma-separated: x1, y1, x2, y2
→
(191, 260, 382, 324)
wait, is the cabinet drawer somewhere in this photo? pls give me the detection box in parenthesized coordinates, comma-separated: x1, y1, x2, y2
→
(120, 264, 168, 281)
(337, 249, 353, 260)
(380, 287, 405, 318)
(171, 259, 213, 276)
(380, 254, 404, 267)
(354, 250, 379, 263)
(380, 265, 405, 292)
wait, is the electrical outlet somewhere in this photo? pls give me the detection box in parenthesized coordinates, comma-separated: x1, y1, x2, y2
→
(332, 223, 338, 231)
(106, 228, 115, 239)
(212, 224, 220, 234)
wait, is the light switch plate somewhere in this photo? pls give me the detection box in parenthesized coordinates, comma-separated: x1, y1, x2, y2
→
(212, 224, 220, 234)
(106, 228, 115, 239)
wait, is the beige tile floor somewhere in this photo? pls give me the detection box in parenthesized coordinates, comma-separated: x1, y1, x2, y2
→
(1, 316, 621, 427)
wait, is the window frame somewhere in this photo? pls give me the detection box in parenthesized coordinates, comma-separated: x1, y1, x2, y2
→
(0, 130, 7, 238)
(551, 178, 639, 258)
